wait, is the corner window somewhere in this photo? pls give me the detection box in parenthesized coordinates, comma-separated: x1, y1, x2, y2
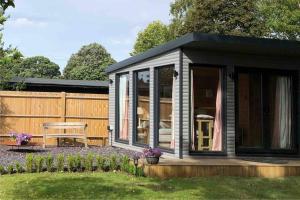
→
(133, 70, 150, 145)
(116, 73, 129, 141)
(155, 66, 175, 150)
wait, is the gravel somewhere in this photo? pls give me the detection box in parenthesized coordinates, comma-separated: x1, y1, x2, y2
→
(0, 145, 138, 167)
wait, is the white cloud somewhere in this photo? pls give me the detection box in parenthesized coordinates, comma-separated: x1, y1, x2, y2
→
(6, 17, 47, 28)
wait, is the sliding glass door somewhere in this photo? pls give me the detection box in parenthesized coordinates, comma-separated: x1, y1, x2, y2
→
(237, 69, 296, 154)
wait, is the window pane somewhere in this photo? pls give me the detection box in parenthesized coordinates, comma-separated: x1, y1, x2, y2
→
(238, 72, 263, 148)
(135, 70, 150, 144)
(190, 67, 223, 151)
(158, 66, 174, 149)
(117, 74, 129, 140)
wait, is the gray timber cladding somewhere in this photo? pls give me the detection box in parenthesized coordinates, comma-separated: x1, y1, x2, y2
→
(108, 49, 181, 157)
(107, 32, 300, 158)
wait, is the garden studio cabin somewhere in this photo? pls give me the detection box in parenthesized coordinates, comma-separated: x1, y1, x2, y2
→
(106, 32, 300, 159)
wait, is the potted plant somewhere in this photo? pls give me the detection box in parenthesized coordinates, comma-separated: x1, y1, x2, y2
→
(10, 132, 32, 145)
(143, 147, 162, 164)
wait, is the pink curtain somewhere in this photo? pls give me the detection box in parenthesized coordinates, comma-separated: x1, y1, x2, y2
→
(119, 75, 129, 140)
(212, 71, 222, 151)
(170, 76, 176, 149)
(272, 76, 292, 149)
(121, 96, 129, 140)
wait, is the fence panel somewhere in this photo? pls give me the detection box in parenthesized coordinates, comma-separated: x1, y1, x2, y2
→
(0, 91, 109, 146)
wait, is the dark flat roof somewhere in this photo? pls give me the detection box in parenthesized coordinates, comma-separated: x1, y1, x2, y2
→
(106, 32, 300, 74)
(10, 77, 109, 88)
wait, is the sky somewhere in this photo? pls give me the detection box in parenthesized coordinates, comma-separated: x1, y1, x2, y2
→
(3, 0, 173, 71)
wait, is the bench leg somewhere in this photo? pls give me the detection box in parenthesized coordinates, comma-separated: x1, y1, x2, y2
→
(84, 137, 88, 148)
(43, 137, 46, 149)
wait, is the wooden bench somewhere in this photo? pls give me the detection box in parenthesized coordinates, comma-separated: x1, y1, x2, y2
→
(42, 122, 87, 148)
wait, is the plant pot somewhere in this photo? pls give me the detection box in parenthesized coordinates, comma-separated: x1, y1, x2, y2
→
(146, 156, 159, 164)
(21, 141, 29, 145)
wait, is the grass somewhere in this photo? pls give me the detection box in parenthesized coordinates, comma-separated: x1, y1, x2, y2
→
(1, 173, 300, 199)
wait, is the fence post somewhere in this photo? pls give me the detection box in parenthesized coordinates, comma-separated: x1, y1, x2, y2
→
(59, 92, 66, 146)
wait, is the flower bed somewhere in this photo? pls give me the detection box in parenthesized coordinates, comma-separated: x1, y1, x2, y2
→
(0, 152, 144, 177)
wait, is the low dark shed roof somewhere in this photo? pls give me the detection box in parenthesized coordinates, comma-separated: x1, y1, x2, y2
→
(106, 32, 300, 74)
(9, 77, 109, 94)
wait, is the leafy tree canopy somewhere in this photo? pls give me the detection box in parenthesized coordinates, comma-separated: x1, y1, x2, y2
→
(258, 0, 300, 40)
(170, 0, 268, 38)
(13, 56, 61, 79)
(130, 21, 171, 56)
(63, 43, 115, 81)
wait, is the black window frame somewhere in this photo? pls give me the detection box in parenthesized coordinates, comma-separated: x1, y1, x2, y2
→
(115, 72, 129, 144)
(188, 64, 227, 156)
(235, 67, 298, 156)
(132, 68, 150, 147)
(154, 64, 176, 154)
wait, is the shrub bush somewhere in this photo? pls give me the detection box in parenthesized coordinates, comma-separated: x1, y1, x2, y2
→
(35, 155, 44, 173)
(56, 154, 65, 172)
(84, 153, 94, 171)
(0, 165, 5, 175)
(74, 154, 82, 172)
(67, 155, 76, 172)
(25, 154, 34, 173)
(15, 162, 23, 173)
(102, 159, 111, 172)
(110, 155, 118, 171)
(7, 165, 14, 174)
(96, 155, 104, 171)
(121, 155, 130, 172)
(45, 154, 54, 172)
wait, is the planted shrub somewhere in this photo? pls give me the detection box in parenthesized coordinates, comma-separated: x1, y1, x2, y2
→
(45, 154, 54, 172)
(56, 154, 65, 172)
(96, 155, 104, 171)
(0, 165, 5, 175)
(102, 159, 111, 172)
(110, 155, 118, 171)
(74, 154, 82, 172)
(7, 165, 14, 174)
(25, 154, 34, 173)
(15, 162, 23, 173)
(121, 155, 130, 172)
(67, 155, 76, 172)
(35, 155, 44, 173)
(84, 153, 94, 171)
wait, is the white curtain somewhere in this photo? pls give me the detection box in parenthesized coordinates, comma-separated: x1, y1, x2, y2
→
(170, 76, 176, 149)
(190, 69, 195, 150)
(272, 76, 292, 149)
(119, 75, 128, 140)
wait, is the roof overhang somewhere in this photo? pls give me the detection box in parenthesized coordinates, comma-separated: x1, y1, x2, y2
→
(106, 32, 300, 74)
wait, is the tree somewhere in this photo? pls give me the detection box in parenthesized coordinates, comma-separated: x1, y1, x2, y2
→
(13, 56, 61, 79)
(258, 0, 300, 40)
(169, 0, 268, 38)
(0, 0, 16, 89)
(169, 0, 194, 38)
(63, 43, 115, 81)
(130, 21, 171, 56)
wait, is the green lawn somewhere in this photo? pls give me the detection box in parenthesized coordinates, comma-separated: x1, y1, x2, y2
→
(1, 173, 300, 199)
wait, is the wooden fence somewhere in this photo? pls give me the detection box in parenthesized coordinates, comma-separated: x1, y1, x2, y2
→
(0, 91, 109, 146)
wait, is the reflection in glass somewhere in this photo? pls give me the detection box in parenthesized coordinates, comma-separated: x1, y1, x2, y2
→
(157, 66, 175, 149)
(135, 70, 150, 144)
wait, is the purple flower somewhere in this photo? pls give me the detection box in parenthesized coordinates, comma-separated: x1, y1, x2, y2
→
(143, 147, 162, 158)
(9, 132, 32, 145)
